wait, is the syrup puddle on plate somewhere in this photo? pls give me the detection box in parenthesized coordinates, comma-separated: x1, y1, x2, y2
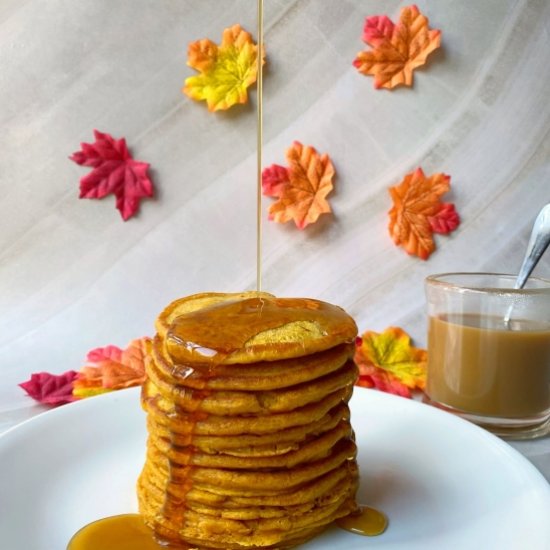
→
(67, 514, 168, 550)
(67, 514, 194, 549)
(336, 505, 389, 537)
(68, 506, 388, 549)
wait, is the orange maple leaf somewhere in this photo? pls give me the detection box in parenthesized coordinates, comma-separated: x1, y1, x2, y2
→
(353, 5, 441, 89)
(73, 337, 150, 398)
(388, 167, 458, 260)
(183, 24, 265, 112)
(354, 327, 427, 398)
(263, 141, 334, 229)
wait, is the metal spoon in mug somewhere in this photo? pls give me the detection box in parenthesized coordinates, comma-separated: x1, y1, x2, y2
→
(504, 203, 550, 327)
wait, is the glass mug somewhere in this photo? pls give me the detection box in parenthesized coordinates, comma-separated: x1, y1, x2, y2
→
(424, 273, 550, 439)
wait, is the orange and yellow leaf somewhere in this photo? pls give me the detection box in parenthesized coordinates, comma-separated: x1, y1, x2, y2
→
(353, 5, 441, 89)
(388, 167, 458, 259)
(183, 24, 265, 112)
(264, 141, 335, 229)
(354, 327, 427, 397)
(73, 337, 150, 399)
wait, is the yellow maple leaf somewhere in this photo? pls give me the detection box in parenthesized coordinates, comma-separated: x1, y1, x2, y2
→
(354, 327, 427, 397)
(183, 24, 265, 112)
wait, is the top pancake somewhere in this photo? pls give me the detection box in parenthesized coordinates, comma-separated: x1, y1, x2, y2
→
(158, 292, 358, 364)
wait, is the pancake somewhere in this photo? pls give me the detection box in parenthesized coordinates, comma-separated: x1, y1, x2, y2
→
(148, 421, 352, 469)
(150, 337, 353, 390)
(157, 292, 357, 364)
(145, 404, 348, 457)
(137, 291, 360, 549)
(142, 379, 353, 436)
(146, 358, 358, 415)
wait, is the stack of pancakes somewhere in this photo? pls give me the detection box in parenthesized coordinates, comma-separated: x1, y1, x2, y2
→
(138, 292, 360, 549)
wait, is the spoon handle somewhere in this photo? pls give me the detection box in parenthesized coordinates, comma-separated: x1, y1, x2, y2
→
(514, 203, 550, 290)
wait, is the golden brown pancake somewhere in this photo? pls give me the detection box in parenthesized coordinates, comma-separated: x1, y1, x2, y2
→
(150, 338, 353, 390)
(158, 292, 357, 364)
(137, 292, 360, 549)
(143, 379, 353, 435)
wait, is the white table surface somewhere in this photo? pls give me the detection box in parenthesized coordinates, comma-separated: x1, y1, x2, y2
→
(0, 0, 549, 482)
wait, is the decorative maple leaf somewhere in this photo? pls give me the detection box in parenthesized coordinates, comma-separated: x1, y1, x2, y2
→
(19, 371, 78, 406)
(262, 141, 335, 229)
(388, 167, 458, 260)
(70, 130, 154, 221)
(354, 328, 427, 398)
(183, 24, 265, 112)
(353, 5, 441, 89)
(73, 337, 150, 399)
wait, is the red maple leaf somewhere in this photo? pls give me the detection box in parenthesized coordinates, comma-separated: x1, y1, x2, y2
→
(70, 130, 154, 220)
(19, 371, 78, 406)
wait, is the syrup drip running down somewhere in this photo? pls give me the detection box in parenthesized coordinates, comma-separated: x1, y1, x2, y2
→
(66, 2, 387, 548)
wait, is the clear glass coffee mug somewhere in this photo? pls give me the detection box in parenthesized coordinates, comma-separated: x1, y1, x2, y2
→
(424, 273, 550, 439)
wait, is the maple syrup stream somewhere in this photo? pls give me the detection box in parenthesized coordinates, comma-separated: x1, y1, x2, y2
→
(67, 2, 386, 547)
(256, 0, 263, 292)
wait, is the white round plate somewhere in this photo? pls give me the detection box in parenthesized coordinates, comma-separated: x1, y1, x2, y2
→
(0, 387, 549, 550)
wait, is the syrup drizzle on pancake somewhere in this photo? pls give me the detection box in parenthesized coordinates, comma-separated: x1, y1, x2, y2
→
(166, 295, 357, 363)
